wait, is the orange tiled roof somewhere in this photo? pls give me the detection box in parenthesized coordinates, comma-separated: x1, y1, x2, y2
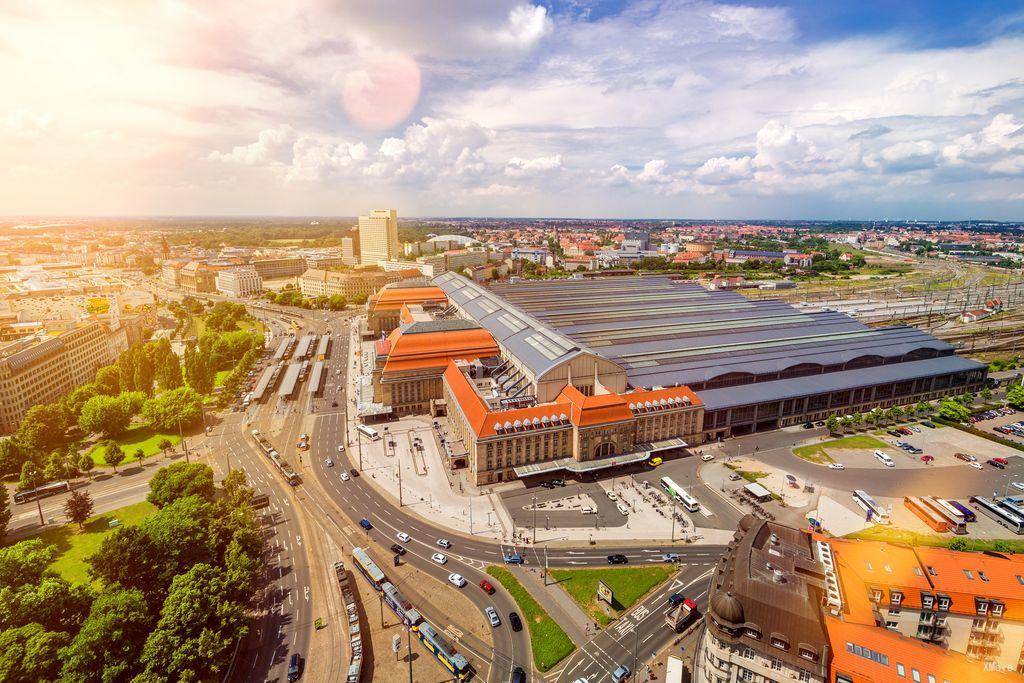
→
(382, 328, 499, 374)
(371, 286, 446, 314)
(826, 617, 1021, 683)
(557, 383, 634, 427)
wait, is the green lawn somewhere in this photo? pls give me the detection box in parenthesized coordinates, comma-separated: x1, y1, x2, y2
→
(846, 526, 1024, 554)
(792, 434, 887, 464)
(86, 426, 181, 466)
(487, 566, 575, 671)
(214, 369, 231, 387)
(550, 565, 676, 626)
(33, 501, 158, 584)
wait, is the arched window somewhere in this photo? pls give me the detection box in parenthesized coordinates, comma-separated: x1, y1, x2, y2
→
(844, 355, 882, 370)
(778, 363, 823, 379)
(593, 442, 616, 458)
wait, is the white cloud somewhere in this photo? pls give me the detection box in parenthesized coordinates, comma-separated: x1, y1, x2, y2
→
(208, 125, 295, 165)
(504, 154, 563, 177)
(487, 4, 553, 50)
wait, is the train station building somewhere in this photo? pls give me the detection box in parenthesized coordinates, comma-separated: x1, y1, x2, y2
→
(362, 273, 986, 484)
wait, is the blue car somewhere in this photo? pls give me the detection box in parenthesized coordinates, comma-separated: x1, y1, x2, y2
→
(359, 518, 372, 531)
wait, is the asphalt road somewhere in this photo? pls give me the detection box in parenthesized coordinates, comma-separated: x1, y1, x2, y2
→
(555, 565, 715, 683)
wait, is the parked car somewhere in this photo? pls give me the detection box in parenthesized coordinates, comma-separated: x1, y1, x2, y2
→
(887, 430, 902, 438)
(350, 468, 360, 477)
(802, 422, 815, 429)
(612, 665, 632, 683)
(987, 458, 1008, 469)
(921, 421, 936, 428)
(954, 452, 977, 462)
(968, 461, 983, 470)
(607, 554, 628, 564)
(511, 666, 527, 683)
(700, 454, 714, 462)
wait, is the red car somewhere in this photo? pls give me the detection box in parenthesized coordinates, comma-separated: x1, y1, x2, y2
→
(479, 579, 495, 594)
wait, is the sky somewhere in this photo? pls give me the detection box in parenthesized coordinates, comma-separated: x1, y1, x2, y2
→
(1, 0, 1024, 220)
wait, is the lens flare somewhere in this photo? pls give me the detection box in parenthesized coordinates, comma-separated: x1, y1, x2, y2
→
(341, 51, 421, 132)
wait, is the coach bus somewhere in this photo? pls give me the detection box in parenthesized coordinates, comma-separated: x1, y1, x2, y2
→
(947, 499, 977, 523)
(357, 424, 380, 441)
(970, 496, 1024, 535)
(382, 581, 423, 626)
(352, 547, 387, 589)
(922, 497, 967, 534)
(13, 480, 70, 504)
(413, 620, 470, 681)
(659, 477, 699, 512)
(904, 496, 951, 533)
(852, 490, 890, 524)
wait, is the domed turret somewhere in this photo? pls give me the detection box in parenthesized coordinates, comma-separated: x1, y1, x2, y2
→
(710, 591, 745, 625)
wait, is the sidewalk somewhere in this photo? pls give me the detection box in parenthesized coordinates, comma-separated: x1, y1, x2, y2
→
(509, 565, 592, 647)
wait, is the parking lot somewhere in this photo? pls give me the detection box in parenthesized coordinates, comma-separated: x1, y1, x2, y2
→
(970, 407, 1024, 445)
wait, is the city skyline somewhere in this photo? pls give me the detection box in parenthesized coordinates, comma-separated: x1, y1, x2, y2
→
(1, 1, 1023, 219)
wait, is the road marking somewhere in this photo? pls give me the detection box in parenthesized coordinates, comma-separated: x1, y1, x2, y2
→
(304, 585, 310, 601)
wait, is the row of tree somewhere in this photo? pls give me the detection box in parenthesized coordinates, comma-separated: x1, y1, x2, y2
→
(0, 463, 263, 682)
(823, 391, 993, 434)
(264, 289, 355, 310)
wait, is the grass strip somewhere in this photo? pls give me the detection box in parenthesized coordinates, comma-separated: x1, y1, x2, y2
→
(486, 566, 575, 671)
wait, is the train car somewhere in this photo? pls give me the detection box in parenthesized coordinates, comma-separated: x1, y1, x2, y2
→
(381, 581, 423, 626)
(352, 547, 387, 589)
(413, 620, 470, 681)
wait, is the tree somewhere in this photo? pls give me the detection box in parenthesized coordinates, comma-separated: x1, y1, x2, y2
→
(0, 486, 9, 544)
(980, 387, 993, 402)
(78, 453, 95, 480)
(137, 564, 248, 682)
(43, 451, 69, 482)
(147, 463, 215, 508)
(18, 461, 43, 493)
(103, 441, 126, 472)
(94, 365, 121, 395)
(938, 398, 971, 423)
(58, 587, 151, 683)
(78, 394, 132, 438)
(89, 496, 215, 607)
(135, 447, 148, 468)
(0, 438, 21, 478)
(64, 490, 94, 529)
(157, 438, 174, 459)
(16, 403, 67, 456)
(1008, 383, 1024, 410)
(141, 387, 203, 433)
(0, 623, 69, 682)
(915, 400, 930, 415)
(65, 383, 100, 418)
(825, 415, 839, 435)
(851, 412, 863, 428)
(0, 539, 57, 589)
(0, 574, 93, 633)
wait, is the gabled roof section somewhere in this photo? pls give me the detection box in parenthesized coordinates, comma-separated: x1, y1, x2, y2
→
(382, 326, 499, 374)
(433, 272, 587, 378)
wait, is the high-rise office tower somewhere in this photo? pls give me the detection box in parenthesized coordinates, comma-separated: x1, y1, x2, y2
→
(358, 209, 399, 265)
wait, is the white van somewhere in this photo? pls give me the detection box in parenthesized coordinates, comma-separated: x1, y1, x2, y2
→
(873, 450, 895, 467)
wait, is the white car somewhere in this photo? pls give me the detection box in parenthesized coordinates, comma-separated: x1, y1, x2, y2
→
(337, 444, 345, 452)
(396, 532, 411, 543)
(324, 458, 333, 468)
(910, 426, 921, 433)
(606, 491, 618, 501)
(968, 461, 983, 470)
(431, 553, 447, 565)
(436, 538, 452, 549)
(1012, 482, 1024, 492)
(340, 472, 350, 481)
(700, 454, 715, 462)
(827, 463, 845, 470)
(448, 572, 466, 587)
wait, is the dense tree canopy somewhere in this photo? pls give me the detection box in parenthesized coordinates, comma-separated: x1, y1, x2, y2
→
(146, 463, 215, 509)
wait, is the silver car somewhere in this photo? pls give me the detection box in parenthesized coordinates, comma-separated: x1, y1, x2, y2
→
(484, 606, 501, 627)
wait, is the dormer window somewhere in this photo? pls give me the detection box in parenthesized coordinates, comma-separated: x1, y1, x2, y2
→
(922, 594, 934, 610)
(745, 627, 761, 640)
(799, 647, 818, 662)
(937, 596, 950, 611)
(977, 599, 989, 615)
(992, 602, 1004, 617)
(771, 636, 789, 651)
(891, 590, 903, 606)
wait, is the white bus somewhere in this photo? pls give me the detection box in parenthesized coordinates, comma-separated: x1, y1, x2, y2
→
(853, 490, 890, 524)
(357, 424, 380, 441)
(659, 476, 700, 512)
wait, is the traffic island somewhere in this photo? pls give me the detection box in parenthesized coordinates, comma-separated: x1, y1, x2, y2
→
(548, 565, 677, 627)
(486, 566, 576, 672)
